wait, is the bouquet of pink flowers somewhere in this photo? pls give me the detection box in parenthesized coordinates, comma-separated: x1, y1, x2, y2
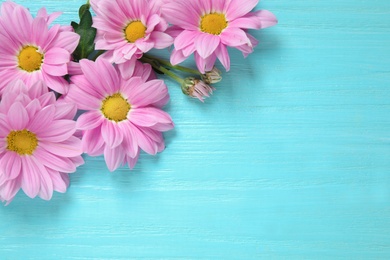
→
(0, 0, 277, 204)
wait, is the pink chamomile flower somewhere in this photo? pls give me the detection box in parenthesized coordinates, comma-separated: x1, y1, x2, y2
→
(90, 0, 174, 79)
(0, 80, 84, 205)
(163, 0, 278, 73)
(66, 58, 174, 171)
(0, 1, 80, 95)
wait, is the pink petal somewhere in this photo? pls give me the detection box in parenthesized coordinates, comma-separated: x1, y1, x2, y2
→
(119, 76, 143, 97)
(137, 125, 164, 143)
(101, 120, 124, 148)
(34, 147, 76, 173)
(48, 168, 68, 193)
(195, 33, 220, 59)
(113, 44, 138, 63)
(28, 80, 49, 99)
(150, 94, 170, 108)
(127, 79, 169, 108)
(7, 102, 29, 130)
(60, 172, 70, 189)
(66, 81, 102, 110)
(126, 150, 140, 169)
(198, 0, 212, 14)
(166, 25, 184, 38)
(37, 165, 53, 200)
(54, 102, 77, 120)
(257, 10, 278, 28)
(76, 111, 104, 130)
(90, 0, 104, 13)
(39, 136, 82, 158)
(38, 120, 76, 142)
(215, 44, 230, 71)
(1, 2, 18, 21)
(79, 59, 116, 96)
(149, 31, 173, 49)
(96, 58, 120, 93)
(68, 75, 98, 96)
(174, 30, 197, 50)
(67, 61, 83, 76)
(0, 176, 21, 204)
(225, 0, 258, 21)
(163, 2, 199, 30)
(131, 123, 158, 155)
(229, 10, 278, 30)
(0, 114, 10, 133)
(41, 25, 61, 52)
(130, 107, 174, 131)
(0, 152, 22, 180)
(182, 42, 197, 57)
(13, 5, 33, 43)
(117, 58, 136, 80)
(20, 156, 42, 198)
(194, 52, 217, 73)
(37, 7, 62, 25)
(236, 33, 258, 57)
(28, 105, 55, 133)
(31, 17, 49, 47)
(48, 31, 80, 53)
(146, 13, 161, 33)
(104, 145, 125, 172)
(132, 61, 154, 81)
(135, 40, 155, 53)
(228, 15, 261, 30)
(0, 71, 21, 95)
(131, 0, 149, 20)
(118, 121, 138, 158)
(69, 155, 84, 168)
(95, 38, 125, 53)
(82, 127, 105, 156)
(42, 73, 69, 94)
(38, 92, 56, 107)
(170, 49, 188, 66)
(0, 139, 6, 154)
(42, 63, 68, 76)
(25, 100, 41, 120)
(220, 27, 251, 47)
(44, 47, 70, 65)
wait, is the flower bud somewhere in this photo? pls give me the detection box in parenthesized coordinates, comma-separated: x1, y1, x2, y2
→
(181, 77, 215, 102)
(201, 66, 222, 84)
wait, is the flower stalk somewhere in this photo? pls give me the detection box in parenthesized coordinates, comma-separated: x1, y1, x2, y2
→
(142, 53, 202, 76)
(141, 56, 184, 84)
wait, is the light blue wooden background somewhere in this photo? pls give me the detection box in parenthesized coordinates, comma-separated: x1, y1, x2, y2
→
(1, 0, 390, 258)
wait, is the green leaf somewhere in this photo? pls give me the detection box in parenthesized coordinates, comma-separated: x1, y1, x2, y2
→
(71, 4, 97, 61)
(71, 21, 78, 31)
(78, 4, 90, 19)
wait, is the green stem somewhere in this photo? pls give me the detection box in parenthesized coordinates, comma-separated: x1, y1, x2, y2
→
(141, 56, 184, 84)
(143, 53, 202, 76)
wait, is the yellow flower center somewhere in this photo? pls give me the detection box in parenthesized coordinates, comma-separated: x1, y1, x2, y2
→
(124, 21, 147, 43)
(18, 46, 44, 72)
(101, 93, 131, 122)
(7, 130, 38, 155)
(200, 13, 228, 35)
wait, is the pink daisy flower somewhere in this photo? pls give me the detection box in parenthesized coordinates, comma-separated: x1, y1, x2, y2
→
(163, 0, 278, 73)
(0, 80, 84, 204)
(66, 58, 174, 171)
(90, 0, 173, 78)
(0, 1, 80, 95)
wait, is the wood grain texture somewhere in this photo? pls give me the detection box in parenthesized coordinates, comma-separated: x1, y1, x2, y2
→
(1, 0, 390, 258)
